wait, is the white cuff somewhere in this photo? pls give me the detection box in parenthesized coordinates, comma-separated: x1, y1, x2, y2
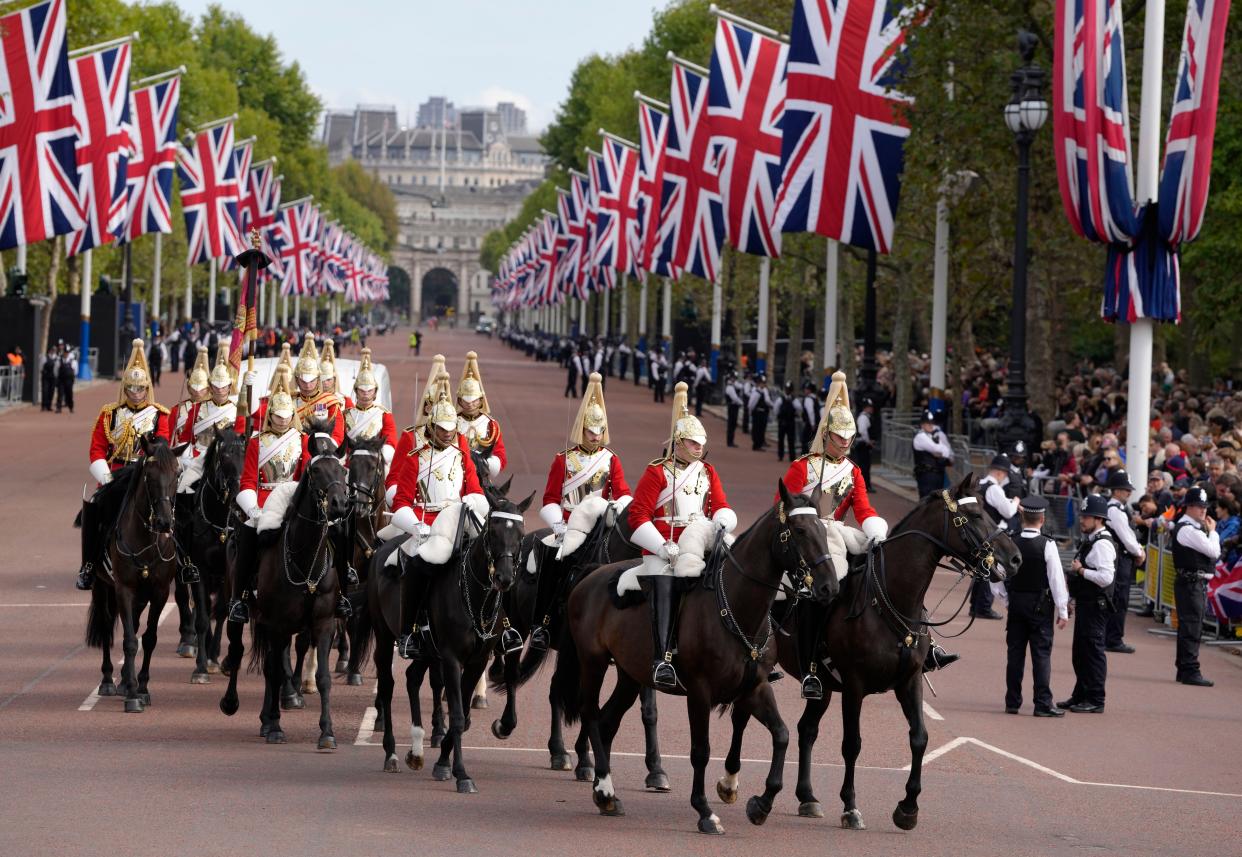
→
(487, 456, 501, 478)
(381, 444, 394, 466)
(611, 494, 633, 513)
(384, 485, 397, 508)
(712, 507, 737, 533)
(236, 488, 258, 519)
(539, 502, 564, 528)
(463, 492, 491, 521)
(631, 520, 667, 556)
(861, 515, 889, 541)
(89, 459, 112, 485)
(392, 505, 418, 535)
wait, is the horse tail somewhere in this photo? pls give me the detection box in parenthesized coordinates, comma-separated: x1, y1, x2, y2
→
(549, 624, 581, 726)
(247, 620, 269, 674)
(351, 599, 374, 669)
(513, 637, 551, 687)
(85, 583, 116, 650)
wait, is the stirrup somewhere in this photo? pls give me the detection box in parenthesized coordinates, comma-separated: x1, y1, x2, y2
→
(335, 595, 353, 620)
(925, 645, 959, 672)
(227, 598, 250, 624)
(345, 565, 360, 586)
(652, 659, 678, 689)
(76, 564, 95, 591)
(800, 673, 824, 700)
(179, 563, 201, 585)
(500, 626, 524, 655)
(529, 625, 551, 652)
(396, 632, 421, 661)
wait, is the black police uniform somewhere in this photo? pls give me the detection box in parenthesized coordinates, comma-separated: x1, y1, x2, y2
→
(1062, 520, 1115, 711)
(912, 417, 951, 498)
(1004, 507, 1065, 714)
(972, 462, 1017, 617)
(1170, 506, 1218, 685)
(1102, 489, 1142, 650)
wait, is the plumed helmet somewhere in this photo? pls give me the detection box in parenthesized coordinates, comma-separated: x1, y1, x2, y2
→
(430, 379, 458, 432)
(811, 370, 854, 454)
(457, 350, 490, 413)
(263, 370, 300, 432)
(208, 345, 234, 390)
(355, 347, 378, 392)
(570, 372, 609, 447)
(318, 338, 337, 381)
(118, 339, 152, 404)
(414, 354, 447, 429)
(669, 381, 707, 446)
(187, 345, 211, 391)
(294, 332, 320, 383)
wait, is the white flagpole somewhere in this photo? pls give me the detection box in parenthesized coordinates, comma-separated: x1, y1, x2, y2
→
(662, 276, 672, 352)
(930, 202, 948, 391)
(281, 291, 288, 327)
(207, 258, 216, 324)
(757, 257, 771, 375)
(603, 283, 611, 337)
(619, 273, 628, 337)
(824, 239, 838, 377)
(78, 249, 93, 379)
(151, 233, 162, 331)
(710, 277, 722, 380)
(183, 264, 192, 321)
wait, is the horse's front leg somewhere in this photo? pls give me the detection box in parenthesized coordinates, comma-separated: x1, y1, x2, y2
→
(373, 630, 398, 771)
(405, 659, 428, 770)
(136, 585, 170, 706)
(429, 663, 447, 748)
(687, 692, 721, 834)
(315, 625, 336, 750)
(190, 576, 211, 683)
(263, 637, 287, 744)
(174, 577, 195, 657)
(116, 586, 143, 713)
(742, 681, 789, 826)
(491, 647, 519, 740)
(217, 615, 244, 717)
(891, 673, 927, 830)
(839, 687, 866, 830)
(334, 618, 349, 675)
(640, 686, 669, 791)
(547, 683, 571, 771)
(716, 699, 751, 806)
(794, 691, 833, 817)
(433, 653, 476, 793)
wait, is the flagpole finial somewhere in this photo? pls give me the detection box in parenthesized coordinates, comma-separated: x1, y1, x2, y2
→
(250, 227, 261, 249)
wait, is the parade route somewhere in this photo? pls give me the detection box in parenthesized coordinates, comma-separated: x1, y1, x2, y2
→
(2, 326, 1238, 857)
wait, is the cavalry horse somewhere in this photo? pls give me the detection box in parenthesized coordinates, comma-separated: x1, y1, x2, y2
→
(552, 481, 837, 834)
(217, 438, 350, 747)
(363, 486, 531, 792)
(495, 501, 670, 790)
(84, 437, 180, 713)
(728, 475, 1022, 832)
(336, 432, 387, 687)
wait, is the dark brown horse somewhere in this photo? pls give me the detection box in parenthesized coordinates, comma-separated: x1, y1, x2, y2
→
(338, 432, 388, 687)
(85, 437, 180, 713)
(551, 481, 837, 834)
(729, 475, 1021, 832)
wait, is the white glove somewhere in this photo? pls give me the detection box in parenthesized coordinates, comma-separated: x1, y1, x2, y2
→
(660, 542, 680, 563)
(551, 521, 567, 538)
(246, 505, 262, 522)
(244, 371, 257, 387)
(384, 485, 397, 509)
(486, 456, 501, 479)
(89, 459, 112, 485)
(392, 504, 418, 535)
(236, 488, 258, 522)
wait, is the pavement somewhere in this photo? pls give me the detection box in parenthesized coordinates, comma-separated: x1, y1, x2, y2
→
(1, 325, 1239, 857)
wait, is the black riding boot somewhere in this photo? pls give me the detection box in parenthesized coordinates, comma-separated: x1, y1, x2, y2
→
(227, 525, 258, 624)
(174, 494, 200, 585)
(923, 642, 959, 672)
(397, 570, 433, 660)
(76, 499, 100, 590)
(796, 601, 824, 700)
(646, 576, 679, 689)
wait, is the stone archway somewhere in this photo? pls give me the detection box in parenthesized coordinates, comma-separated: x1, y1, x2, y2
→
(421, 267, 458, 322)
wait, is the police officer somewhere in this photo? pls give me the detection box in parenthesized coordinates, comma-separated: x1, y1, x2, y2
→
(1170, 487, 1218, 686)
(776, 381, 799, 462)
(1103, 470, 1145, 654)
(1005, 440, 1030, 500)
(799, 382, 819, 456)
(972, 454, 1019, 619)
(724, 372, 743, 447)
(991, 496, 1070, 716)
(748, 374, 772, 451)
(1058, 494, 1116, 713)
(853, 397, 876, 489)
(912, 410, 952, 497)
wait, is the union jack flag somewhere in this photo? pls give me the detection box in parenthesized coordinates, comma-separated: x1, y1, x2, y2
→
(566, 172, 592, 298)
(708, 19, 787, 258)
(0, 0, 82, 250)
(120, 76, 179, 242)
(554, 188, 576, 294)
(246, 161, 281, 263)
(177, 121, 243, 265)
(275, 199, 316, 296)
(663, 62, 725, 282)
(584, 150, 616, 292)
(593, 136, 642, 278)
(219, 139, 254, 272)
(773, 0, 920, 254)
(636, 100, 678, 279)
(319, 219, 345, 295)
(1209, 555, 1242, 623)
(535, 211, 560, 304)
(66, 43, 132, 256)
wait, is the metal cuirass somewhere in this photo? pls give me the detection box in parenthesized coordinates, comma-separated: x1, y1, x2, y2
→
(110, 405, 159, 463)
(808, 455, 854, 512)
(258, 431, 301, 485)
(662, 461, 709, 526)
(458, 414, 495, 452)
(345, 405, 384, 441)
(562, 448, 610, 510)
(417, 445, 464, 511)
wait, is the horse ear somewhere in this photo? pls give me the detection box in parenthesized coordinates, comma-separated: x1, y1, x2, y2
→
(336, 440, 349, 460)
(172, 442, 190, 457)
(953, 472, 976, 497)
(810, 480, 824, 515)
(498, 475, 514, 497)
(778, 477, 794, 508)
(516, 491, 536, 513)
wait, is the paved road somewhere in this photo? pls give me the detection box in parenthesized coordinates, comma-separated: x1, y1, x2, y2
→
(1, 326, 1238, 857)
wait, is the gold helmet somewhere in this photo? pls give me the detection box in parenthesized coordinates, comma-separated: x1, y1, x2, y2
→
(263, 369, 300, 433)
(429, 371, 458, 434)
(319, 337, 337, 382)
(456, 350, 490, 413)
(354, 347, 378, 392)
(669, 381, 706, 449)
(187, 345, 210, 391)
(294, 332, 320, 383)
(414, 354, 447, 429)
(118, 338, 152, 405)
(571, 372, 609, 449)
(811, 370, 855, 455)
(209, 345, 234, 391)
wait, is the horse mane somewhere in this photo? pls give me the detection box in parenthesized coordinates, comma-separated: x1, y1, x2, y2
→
(730, 488, 816, 544)
(347, 432, 386, 453)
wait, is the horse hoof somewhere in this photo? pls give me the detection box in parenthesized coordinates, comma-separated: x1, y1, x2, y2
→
(218, 696, 239, 717)
(98, 681, 118, 697)
(646, 771, 671, 792)
(798, 801, 824, 818)
(318, 735, 337, 751)
(471, 694, 488, 710)
(491, 719, 511, 740)
(138, 692, 151, 706)
(430, 731, 444, 749)
(715, 778, 737, 804)
(405, 751, 424, 771)
(384, 755, 400, 773)
(697, 815, 724, 835)
(281, 694, 304, 711)
(176, 643, 196, 658)
(207, 660, 220, 675)
(300, 681, 316, 695)
(124, 698, 145, 714)
(575, 766, 595, 783)
(456, 778, 478, 794)
(841, 809, 866, 830)
(266, 729, 287, 745)
(260, 723, 271, 738)
(334, 658, 348, 675)
(745, 796, 770, 826)
(346, 673, 364, 687)
(190, 672, 210, 685)
(592, 791, 624, 817)
(550, 753, 572, 772)
(432, 764, 453, 782)
(892, 804, 919, 831)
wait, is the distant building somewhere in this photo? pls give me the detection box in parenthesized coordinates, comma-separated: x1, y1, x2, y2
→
(415, 96, 457, 129)
(495, 101, 527, 135)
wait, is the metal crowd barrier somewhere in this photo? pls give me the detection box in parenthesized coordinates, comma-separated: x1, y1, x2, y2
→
(878, 409, 993, 488)
(0, 366, 24, 403)
(87, 347, 98, 377)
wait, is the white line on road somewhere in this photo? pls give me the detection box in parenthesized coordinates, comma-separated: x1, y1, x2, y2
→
(0, 602, 90, 608)
(354, 680, 379, 746)
(78, 601, 175, 712)
(922, 701, 944, 721)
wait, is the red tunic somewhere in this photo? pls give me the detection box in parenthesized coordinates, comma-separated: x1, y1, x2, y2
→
(346, 407, 398, 450)
(235, 397, 266, 436)
(239, 432, 311, 505)
(541, 448, 631, 522)
(296, 392, 345, 444)
(627, 459, 729, 555)
(392, 440, 484, 525)
(171, 399, 199, 446)
(89, 404, 174, 472)
(387, 429, 470, 494)
(778, 456, 878, 526)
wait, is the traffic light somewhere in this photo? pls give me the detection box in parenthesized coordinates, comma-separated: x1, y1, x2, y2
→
(7, 266, 26, 297)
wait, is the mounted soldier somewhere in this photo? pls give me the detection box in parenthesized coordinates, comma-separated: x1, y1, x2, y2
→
(291, 332, 345, 445)
(236, 341, 291, 436)
(627, 381, 737, 689)
(344, 347, 396, 472)
(456, 350, 506, 480)
(319, 338, 352, 410)
(385, 354, 450, 507)
(171, 346, 211, 450)
(176, 347, 239, 497)
(77, 339, 174, 590)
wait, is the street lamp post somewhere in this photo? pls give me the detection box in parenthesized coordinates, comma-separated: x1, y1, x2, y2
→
(998, 31, 1048, 450)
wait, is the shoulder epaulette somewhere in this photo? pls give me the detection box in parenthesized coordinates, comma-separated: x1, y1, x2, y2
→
(796, 452, 818, 463)
(402, 424, 416, 434)
(649, 455, 671, 467)
(98, 402, 118, 419)
(152, 403, 170, 415)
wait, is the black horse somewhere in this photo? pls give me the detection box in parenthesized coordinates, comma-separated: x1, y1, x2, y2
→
(338, 432, 388, 687)
(728, 476, 1022, 832)
(85, 437, 180, 713)
(363, 487, 532, 791)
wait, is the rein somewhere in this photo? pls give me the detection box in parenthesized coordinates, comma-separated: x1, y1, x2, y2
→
(282, 462, 347, 595)
(458, 509, 523, 641)
(346, 448, 385, 558)
(113, 458, 176, 575)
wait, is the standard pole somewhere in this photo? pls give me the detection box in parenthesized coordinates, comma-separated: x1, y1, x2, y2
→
(281, 291, 288, 328)
(661, 275, 672, 356)
(859, 248, 879, 392)
(579, 294, 587, 334)
(619, 273, 628, 336)
(207, 258, 216, 324)
(639, 276, 649, 338)
(1006, 135, 1032, 418)
(78, 249, 93, 379)
(756, 257, 771, 375)
(151, 232, 162, 332)
(1124, 0, 1166, 493)
(823, 238, 838, 378)
(183, 264, 192, 321)
(602, 284, 611, 337)
(710, 277, 722, 381)
(930, 196, 949, 391)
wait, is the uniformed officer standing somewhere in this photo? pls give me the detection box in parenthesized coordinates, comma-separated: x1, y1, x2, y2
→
(1170, 487, 1218, 687)
(748, 374, 773, 451)
(1058, 494, 1116, 713)
(724, 373, 743, 447)
(798, 382, 819, 456)
(991, 496, 1070, 716)
(912, 410, 953, 497)
(1006, 440, 1030, 500)
(1103, 470, 1145, 654)
(776, 381, 799, 462)
(972, 454, 1019, 619)
(853, 398, 876, 489)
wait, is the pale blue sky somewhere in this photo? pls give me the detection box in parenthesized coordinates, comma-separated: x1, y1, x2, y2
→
(171, 1, 662, 131)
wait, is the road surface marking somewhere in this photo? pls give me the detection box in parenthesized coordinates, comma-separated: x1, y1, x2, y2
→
(78, 602, 175, 712)
(922, 701, 944, 721)
(0, 602, 90, 608)
(354, 681, 379, 745)
(0, 644, 86, 712)
(912, 736, 1242, 799)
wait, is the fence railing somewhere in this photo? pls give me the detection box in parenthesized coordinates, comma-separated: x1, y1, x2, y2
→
(0, 366, 24, 404)
(87, 348, 98, 377)
(878, 409, 994, 487)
